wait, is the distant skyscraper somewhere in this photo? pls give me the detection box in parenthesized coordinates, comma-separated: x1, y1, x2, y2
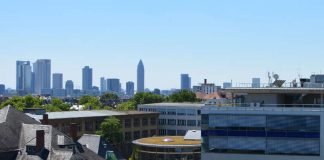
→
(82, 66, 93, 91)
(126, 81, 135, 96)
(31, 72, 35, 93)
(223, 82, 232, 89)
(65, 80, 74, 97)
(100, 77, 107, 93)
(137, 60, 145, 93)
(107, 78, 120, 93)
(0, 84, 5, 95)
(153, 88, 161, 95)
(52, 73, 63, 89)
(16, 61, 32, 95)
(33, 59, 51, 94)
(252, 78, 261, 88)
(181, 74, 191, 90)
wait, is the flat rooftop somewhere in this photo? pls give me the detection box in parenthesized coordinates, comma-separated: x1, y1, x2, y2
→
(26, 110, 158, 120)
(133, 136, 201, 148)
(225, 87, 324, 94)
(139, 103, 204, 108)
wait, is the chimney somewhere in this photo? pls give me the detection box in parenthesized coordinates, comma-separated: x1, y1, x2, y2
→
(70, 123, 78, 141)
(204, 79, 207, 84)
(41, 114, 48, 125)
(36, 130, 45, 152)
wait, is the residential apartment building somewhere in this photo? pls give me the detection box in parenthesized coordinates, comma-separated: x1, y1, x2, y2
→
(138, 103, 203, 136)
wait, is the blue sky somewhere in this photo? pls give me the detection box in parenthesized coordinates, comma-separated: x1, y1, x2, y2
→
(1, 0, 324, 89)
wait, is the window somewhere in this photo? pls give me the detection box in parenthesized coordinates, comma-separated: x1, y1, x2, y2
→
(177, 109, 186, 115)
(124, 132, 132, 141)
(168, 119, 176, 125)
(159, 129, 166, 136)
(142, 130, 148, 138)
(133, 118, 140, 127)
(197, 110, 201, 115)
(142, 118, 148, 126)
(124, 119, 131, 128)
(95, 121, 101, 130)
(134, 131, 140, 139)
(157, 108, 166, 115)
(85, 121, 93, 131)
(178, 120, 186, 126)
(167, 109, 176, 115)
(177, 130, 187, 136)
(159, 119, 166, 125)
(167, 130, 176, 136)
(150, 129, 156, 136)
(187, 110, 196, 116)
(77, 123, 82, 132)
(197, 120, 201, 126)
(187, 120, 197, 126)
(150, 118, 156, 125)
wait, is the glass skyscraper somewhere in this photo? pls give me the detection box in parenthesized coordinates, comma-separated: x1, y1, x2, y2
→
(82, 66, 93, 91)
(16, 61, 32, 95)
(33, 59, 51, 95)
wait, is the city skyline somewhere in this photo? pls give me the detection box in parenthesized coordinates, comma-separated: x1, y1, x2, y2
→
(1, 1, 324, 89)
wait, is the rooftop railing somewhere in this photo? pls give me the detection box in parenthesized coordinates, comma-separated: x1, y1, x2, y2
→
(229, 82, 324, 88)
(204, 103, 324, 112)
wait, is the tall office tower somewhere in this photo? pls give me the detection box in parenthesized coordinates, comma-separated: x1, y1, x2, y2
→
(100, 77, 107, 93)
(181, 74, 191, 90)
(52, 73, 63, 89)
(16, 61, 32, 95)
(126, 81, 135, 96)
(31, 72, 35, 93)
(82, 66, 93, 91)
(107, 78, 120, 93)
(252, 78, 261, 88)
(65, 80, 74, 97)
(0, 84, 5, 95)
(137, 60, 145, 93)
(33, 59, 51, 95)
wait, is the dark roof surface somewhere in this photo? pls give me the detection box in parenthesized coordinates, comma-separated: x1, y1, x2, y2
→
(0, 106, 104, 160)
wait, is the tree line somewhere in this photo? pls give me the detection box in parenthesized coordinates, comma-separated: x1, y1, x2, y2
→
(0, 90, 200, 112)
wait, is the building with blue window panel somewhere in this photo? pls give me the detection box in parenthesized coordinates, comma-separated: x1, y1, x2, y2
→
(202, 85, 324, 160)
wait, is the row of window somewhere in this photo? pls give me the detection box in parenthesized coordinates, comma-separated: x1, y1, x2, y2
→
(159, 119, 201, 126)
(59, 121, 101, 133)
(124, 117, 157, 128)
(159, 129, 188, 136)
(124, 129, 157, 141)
(139, 108, 201, 116)
(202, 114, 320, 131)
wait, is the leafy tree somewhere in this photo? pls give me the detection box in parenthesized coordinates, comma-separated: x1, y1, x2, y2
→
(133, 92, 164, 106)
(79, 96, 101, 110)
(97, 117, 123, 145)
(51, 98, 70, 111)
(24, 95, 41, 108)
(168, 90, 199, 102)
(100, 93, 119, 107)
(1, 96, 26, 111)
(79, 95, 93, 105)
(117, 101, 136, 111)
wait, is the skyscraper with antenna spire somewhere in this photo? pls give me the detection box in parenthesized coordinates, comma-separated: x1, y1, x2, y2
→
(137, 60, 145, 93)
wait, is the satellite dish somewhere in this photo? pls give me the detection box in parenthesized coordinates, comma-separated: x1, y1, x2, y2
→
(273, 74, 279, 80)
